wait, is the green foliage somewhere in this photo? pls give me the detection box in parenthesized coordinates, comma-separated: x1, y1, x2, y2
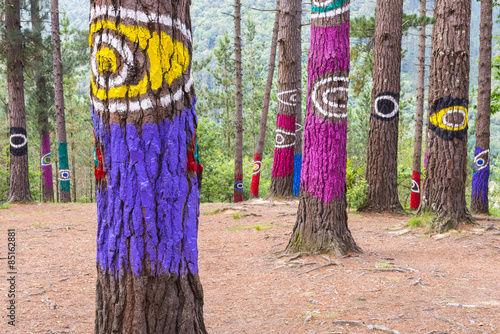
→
(346, 159, 368, 210)
(202, 209, 221, 216)
(232, 213, 243, 219)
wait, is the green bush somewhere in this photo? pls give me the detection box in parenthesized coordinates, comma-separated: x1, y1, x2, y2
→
(346, 159, 368, 210)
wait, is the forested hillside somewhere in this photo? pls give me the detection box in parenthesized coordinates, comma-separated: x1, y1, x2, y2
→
(1, 0, 499, 207)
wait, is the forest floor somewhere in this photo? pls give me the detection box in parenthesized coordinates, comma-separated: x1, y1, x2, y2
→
(1, 200, 500, 334)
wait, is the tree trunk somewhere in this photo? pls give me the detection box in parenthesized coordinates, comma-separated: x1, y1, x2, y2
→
(471, 0, 492, 214)
(51, 0, 71, 203)
(364, 0, 403, 213)
(6, 0, 32, 203)
(421, 0, 472, 231)
(31, 0, 55, 203)
(410, 0, 427, 210)
(249, 0, 280, 199)
(292, 4, 303, 198)
(268, 0, 302, 200)
(90, 1, 207, 332)
(286, 0, 361, 255)
(234, 0, 244, 203)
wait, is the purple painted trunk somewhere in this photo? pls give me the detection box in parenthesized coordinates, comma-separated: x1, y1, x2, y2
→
(93, 100, 200, 277)
(41, 134, 53, 189)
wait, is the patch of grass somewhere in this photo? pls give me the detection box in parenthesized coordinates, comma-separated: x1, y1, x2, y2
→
(375, 262, 392, 269)
(232, 213, 243, 219)
(227, 225, 249, 231)
(490, 207, 500, 217)
(0, 203, 11, 209)
(254, 224, 272, 231)
(406, 211, 436, 229)
(227, 223, 274, 232)
(355, 297, 366, 301)
(202, 209, 221, 216)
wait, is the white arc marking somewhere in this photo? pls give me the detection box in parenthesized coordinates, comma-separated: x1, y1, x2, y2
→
(278, 89, 299, 106)
(10, 134, 27, 148)
(374, 95, 399, 119)
(311, 76, 349, 119)
(90, 5, 192, 42)
(442, 108, 467, 128)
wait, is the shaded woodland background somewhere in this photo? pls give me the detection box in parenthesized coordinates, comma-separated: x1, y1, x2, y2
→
(1, 0, 500, 211)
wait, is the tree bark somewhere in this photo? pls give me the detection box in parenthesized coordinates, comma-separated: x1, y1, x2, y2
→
(90, 0, 206, 332)
(471, 0, 492, 214)
(410, 0, 427, 210)
(292, 4, 303, 198)
(31, 0, 55, 203)
(234, 0, 244, 203)
(364, 0, 403, 213)
(249, 0, 280, 199)
(421, 0, 472, 231)
(51, 0, 71, 203)
(6, 0, 32, 203)
(286, 0, 361, 255)
(268, 0, 302, 200)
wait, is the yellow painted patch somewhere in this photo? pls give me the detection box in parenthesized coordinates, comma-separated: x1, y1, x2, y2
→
(96, 47, 117, 73)
(90, 20, 190, 100)
(429, 106, 468, 131)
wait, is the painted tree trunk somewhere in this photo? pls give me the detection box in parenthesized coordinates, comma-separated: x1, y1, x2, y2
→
(410, 0, 427, 210)
(51, 0, 71, 203)
(6, 0, 32, 203)
(31, 0, 54, 202)
(364, 0, 403, 212)
(249, 0, 280, 199)
(471, 0, 492, 214)
(293, 10, 303, 198)
(421, 0, 472, 231)
(90, 1, 206, 332)
(268, 0, 302, 199)
(286, 0, 361, 255)
(234, 0, 244, 203)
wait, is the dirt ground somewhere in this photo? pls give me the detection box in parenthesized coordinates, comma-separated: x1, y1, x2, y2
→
(1, 200, 499, 334)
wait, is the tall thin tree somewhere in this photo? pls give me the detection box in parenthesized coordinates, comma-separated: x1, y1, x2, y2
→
(292, 4, 303, 198)
(249, 0, 280, 199)
(90, 1, 207, 332)
(31, 0, 54, 202)
(6, 0, 32, 203)
(234, 0, 244, 203)
(267, 0, 302, 199)
(421, 0, 472, 231)
(364, 0, 403, 212)
(410, 0, 427, 210)
(286, 0, 361, 254)
(471, 0, 493, 214)
(50, 0, 71, 202)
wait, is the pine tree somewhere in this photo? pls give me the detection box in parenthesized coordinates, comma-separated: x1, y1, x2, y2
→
(363, 0, 404, 212)
(90, 1, 207, 331)
(421, 0, 473, 231)
(267, 0, 302, 200)
(471, 0, 492, 214)
(6, 0, 32, 203)
(249, 0, 280, 199)
(286, 0, 361, 254)
(233, 0, 244, 203)
(51, 0, 71, 202)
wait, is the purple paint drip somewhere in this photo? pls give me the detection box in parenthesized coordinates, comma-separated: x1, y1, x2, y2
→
(301, 116, 347, 203)
(93, 100, 200, 277)
(471, 146, 490, 205)
(308, 22, 350, 85)
(41, 134, 53, 189)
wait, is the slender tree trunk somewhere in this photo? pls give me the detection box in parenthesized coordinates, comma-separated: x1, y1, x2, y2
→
(410, 0, 427, 210)
(286, 0, 361, 255)
(421, 0, 472, 231)
(267, 0, 302, 200)
(249, 0, 280, 199)
(363, 0, 403, 213)
(90, 1, 206, 332)
(70, 109, 77, 202)
(31, 0, 55, 203)
(234, 0, 244, 203)
(6, 0, 32, 203)
(471, 0, 492, 214)
(292, 5, 303, 198)
(55, 160, 59, 202)
(51, 0, 71, 203)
